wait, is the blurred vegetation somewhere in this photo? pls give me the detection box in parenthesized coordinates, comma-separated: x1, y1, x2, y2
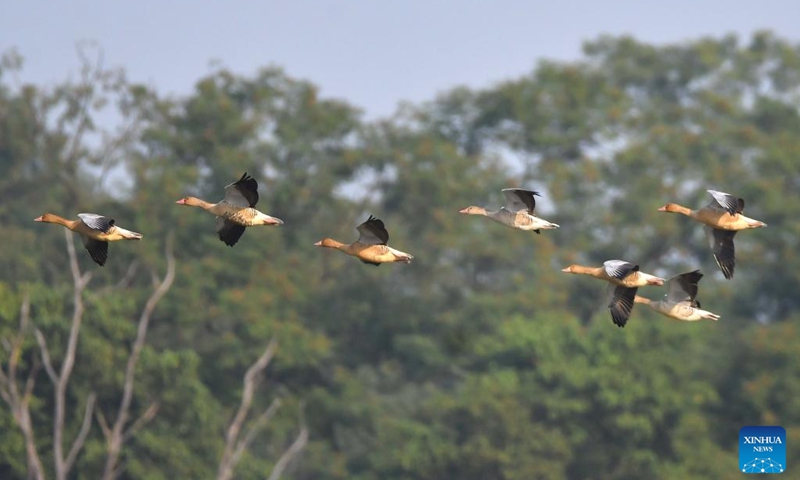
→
(1, 31, 799, 479)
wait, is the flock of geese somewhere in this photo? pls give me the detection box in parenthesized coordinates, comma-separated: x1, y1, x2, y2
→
(33, 172, 768, 328)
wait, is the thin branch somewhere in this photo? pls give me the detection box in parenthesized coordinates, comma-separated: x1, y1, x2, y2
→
(23, 403, 46, 480)
(64, 230, 93, 289)
(231, 398, 282, 465)
(98, 259, 141, 296)
(62, 41, 103, 166)
(0, 292, 46, 480)
(64, 393, 97, 472)
(101, 231, 176, 480)
(8, 293, 31, 389)
(96, 409, 111, 441)
(53, 229, 91, 480)
(19, 291, 31, 330)
(122, 400, 160, 443)
(0, 293, 28, 403)
(34, 329, 59, 384)
(227, 339, 278, 448)
(216, 339, 279, 480)
(95, 117, 142, 193)
(22, 359, 40, 401)
(267, 405, 309, 480)
(114, 260, 139, 290)
(0, 370, 10, 405)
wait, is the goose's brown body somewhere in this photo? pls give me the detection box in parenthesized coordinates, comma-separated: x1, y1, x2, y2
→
(658, 190, 767, 279)
(34, 213, 142, 266)
(315, 239, 413, 265)
(657, 203, 765, 231)
(460, 188, 559, 233)
(177, 198, 277, 227)
(176, 172, 283, 246)
(634, 270, 720, 322)
(315, 216, 413, 266)
(561, 260, 665, 327)
(561, 264, 664, 288)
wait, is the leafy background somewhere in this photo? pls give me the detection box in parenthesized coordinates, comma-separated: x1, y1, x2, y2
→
(1, 31, 798, 479)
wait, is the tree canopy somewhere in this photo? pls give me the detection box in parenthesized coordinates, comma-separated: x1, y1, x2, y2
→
(1, 31, 799, 479)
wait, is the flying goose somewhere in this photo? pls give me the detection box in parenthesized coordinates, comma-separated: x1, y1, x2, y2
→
(34, 213, 142, 266)
(314, 215, 413, 265)
(634, 270, 720, 322)
(658, 189, 767, 279)
(459, 188, 559, 233)
(562, 260, 665, 327)
(176, 172, 283, 246)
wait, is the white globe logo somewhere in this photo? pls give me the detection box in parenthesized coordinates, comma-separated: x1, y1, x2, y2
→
(741, 458, 783, 474)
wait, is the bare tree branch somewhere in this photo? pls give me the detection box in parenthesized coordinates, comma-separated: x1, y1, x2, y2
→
(267, 405, 309, 480)
(21, 360, 46, 480)
(34, 328, 58, 384)
(98, 259, 141, 296)
(0, 371, 10, 406)
(216, 339, 279, 480)
(64, 393, 97, 473)
(114, 260, 140, 290)
(8, 293, 31, 387)
(149, 269, 160, 289)
(22, 359, 39, 401)
(101, 231, 176, 480)
(122, 400, 160, 443)
(0, 46, 142, 480)
(0, 293, 46, 480)
(96, 408, 112, 441)
(228, 339, 278, 446)
(231, 398, 282, 466)
(50, 229, 92, 480)
(64, 229, 93, 288)
(95, 114, 143, 193)
(62, 41, 103, 168)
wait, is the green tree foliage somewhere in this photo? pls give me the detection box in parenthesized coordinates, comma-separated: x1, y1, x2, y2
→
(1, 31, 800, 479)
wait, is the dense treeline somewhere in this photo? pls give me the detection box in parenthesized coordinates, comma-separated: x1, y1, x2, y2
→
(1, 31, 799, 479)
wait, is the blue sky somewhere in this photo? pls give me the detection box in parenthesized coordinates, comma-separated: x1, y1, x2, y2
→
(2, 1, 799, 118)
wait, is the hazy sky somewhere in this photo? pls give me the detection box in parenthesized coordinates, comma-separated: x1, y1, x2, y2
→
(2, 1, 799, 118)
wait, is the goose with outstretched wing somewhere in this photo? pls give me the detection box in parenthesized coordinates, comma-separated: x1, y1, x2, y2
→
(460, 188, 559, 233)
(562, 259, 665, 328)
(634, 270, 720, 322)
(658, 189, 766, 279)
(176, 172, 283, 247)
(34, 212, 142, 266)
(315, 215, 413, 266)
